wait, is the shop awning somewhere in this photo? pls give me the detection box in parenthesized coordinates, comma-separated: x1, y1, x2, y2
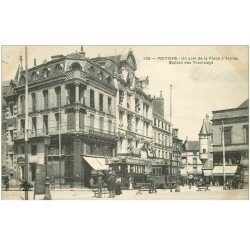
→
(83, 156, 109, 171)
(212, 165, 238, 176)
(203, 170, 213, 176)
(96, 157, 108, 169)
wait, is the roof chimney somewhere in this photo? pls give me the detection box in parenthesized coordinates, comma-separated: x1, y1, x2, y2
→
(185, 137, 188, 150)
(160, 91, 163, 98)
(79, 45, 86, 56)
(34, 59, 36, 66)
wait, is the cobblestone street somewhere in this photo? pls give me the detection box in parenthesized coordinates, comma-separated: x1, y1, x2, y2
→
(1, 186, 248, 200)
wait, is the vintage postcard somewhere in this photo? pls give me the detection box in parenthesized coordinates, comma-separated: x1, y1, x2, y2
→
(1, 45, 249, 200)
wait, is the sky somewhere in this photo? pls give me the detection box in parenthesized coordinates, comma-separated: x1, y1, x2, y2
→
(1, 45, 249, 141)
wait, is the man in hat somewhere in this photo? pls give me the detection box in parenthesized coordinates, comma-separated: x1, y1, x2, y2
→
(108, 172, 116, 198)
(97, 172, 104, 198)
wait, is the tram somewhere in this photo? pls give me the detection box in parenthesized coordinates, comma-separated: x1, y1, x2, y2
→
(107, 158, 179, 189)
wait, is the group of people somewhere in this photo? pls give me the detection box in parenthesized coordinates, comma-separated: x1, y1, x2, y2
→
(181, 175, 243, 190)
(90, 171, 123, 198)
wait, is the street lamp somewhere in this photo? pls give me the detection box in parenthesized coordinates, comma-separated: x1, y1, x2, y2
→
(44, 135, 52, 200)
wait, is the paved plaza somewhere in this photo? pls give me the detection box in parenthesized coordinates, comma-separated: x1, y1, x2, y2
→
(1, 185, 249, 200)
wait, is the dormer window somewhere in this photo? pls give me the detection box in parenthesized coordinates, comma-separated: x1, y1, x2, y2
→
(106, 75, 112, 84)
(42, 68, 50, 78)
(31, 71, 39, 81)
(70, 62, 82, 71)
(54, 64, 63, 75)
(88, 65, 95, 75)
(98, 61, 106, 67)
(19, 75, 26, 85)
(98, 71, 104, 81)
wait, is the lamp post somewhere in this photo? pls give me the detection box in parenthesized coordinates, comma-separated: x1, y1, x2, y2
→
(44, 135, 52, 200)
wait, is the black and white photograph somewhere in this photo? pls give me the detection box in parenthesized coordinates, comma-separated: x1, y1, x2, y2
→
(1, 45, 248, 200)
(0, 2, 250, 250)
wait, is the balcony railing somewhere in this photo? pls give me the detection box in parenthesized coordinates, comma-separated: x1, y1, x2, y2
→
(66, 70, 87, 81)
(88, 126, 117, 139)
(14, 125, 117, 140)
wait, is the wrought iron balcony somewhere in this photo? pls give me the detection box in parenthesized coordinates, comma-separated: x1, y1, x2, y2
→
(88, 126, 117, 139)
(66, 70, 87, 81)
(13, 124, 117, 140)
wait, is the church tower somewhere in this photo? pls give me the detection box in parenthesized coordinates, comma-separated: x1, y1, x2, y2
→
(199, 119, 209, 164)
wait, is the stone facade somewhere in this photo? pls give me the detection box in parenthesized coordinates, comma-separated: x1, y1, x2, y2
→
(3, 50, 118, 187)
(152, 93, 171, 160)
(211, 100, 249, 184)
(181, 139, 203, 176)
(2, 48, 183, 187)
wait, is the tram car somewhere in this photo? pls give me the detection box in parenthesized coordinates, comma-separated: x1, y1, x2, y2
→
(107, 159, 178, 189)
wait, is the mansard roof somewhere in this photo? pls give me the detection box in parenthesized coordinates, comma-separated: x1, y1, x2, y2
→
(238, 99, 249, 109)
(92, 50, 137, 70)
(66, 52, 86, 60)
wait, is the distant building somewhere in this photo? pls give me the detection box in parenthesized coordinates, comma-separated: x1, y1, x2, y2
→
(199, 114, 213, 170)
(211, 99, 249, 184)
(152, 91, 171, 160)
(172, 128, 182, 174)
(181, 139, 202, 176)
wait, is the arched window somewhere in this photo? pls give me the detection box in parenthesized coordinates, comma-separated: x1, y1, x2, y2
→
(98, 71, 104, 81)
(54, 64, 63, 75)
(42, 68, 50, 78)
(106, 75, 112, 84)
(19, 75, 26, 85)
(89, 65, 95, 74)
(31, 71, 39, 81)
(70, 62, 82, 71)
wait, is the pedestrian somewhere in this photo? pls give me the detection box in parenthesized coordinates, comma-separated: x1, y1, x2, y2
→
(128, 175, 134, 190)
(149, 176, 157, 194)
(107, 172, 116, 198)
(115, 175, 122, 195)
(188, 175, 193, 189)
(181, 177, 185, 187)
(4, 174, 10, 191)
(97, 172, 104, 198)
(235, 176, 239, 189)
(89, 176, 94, 187)
(199, 177, 205, 186)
